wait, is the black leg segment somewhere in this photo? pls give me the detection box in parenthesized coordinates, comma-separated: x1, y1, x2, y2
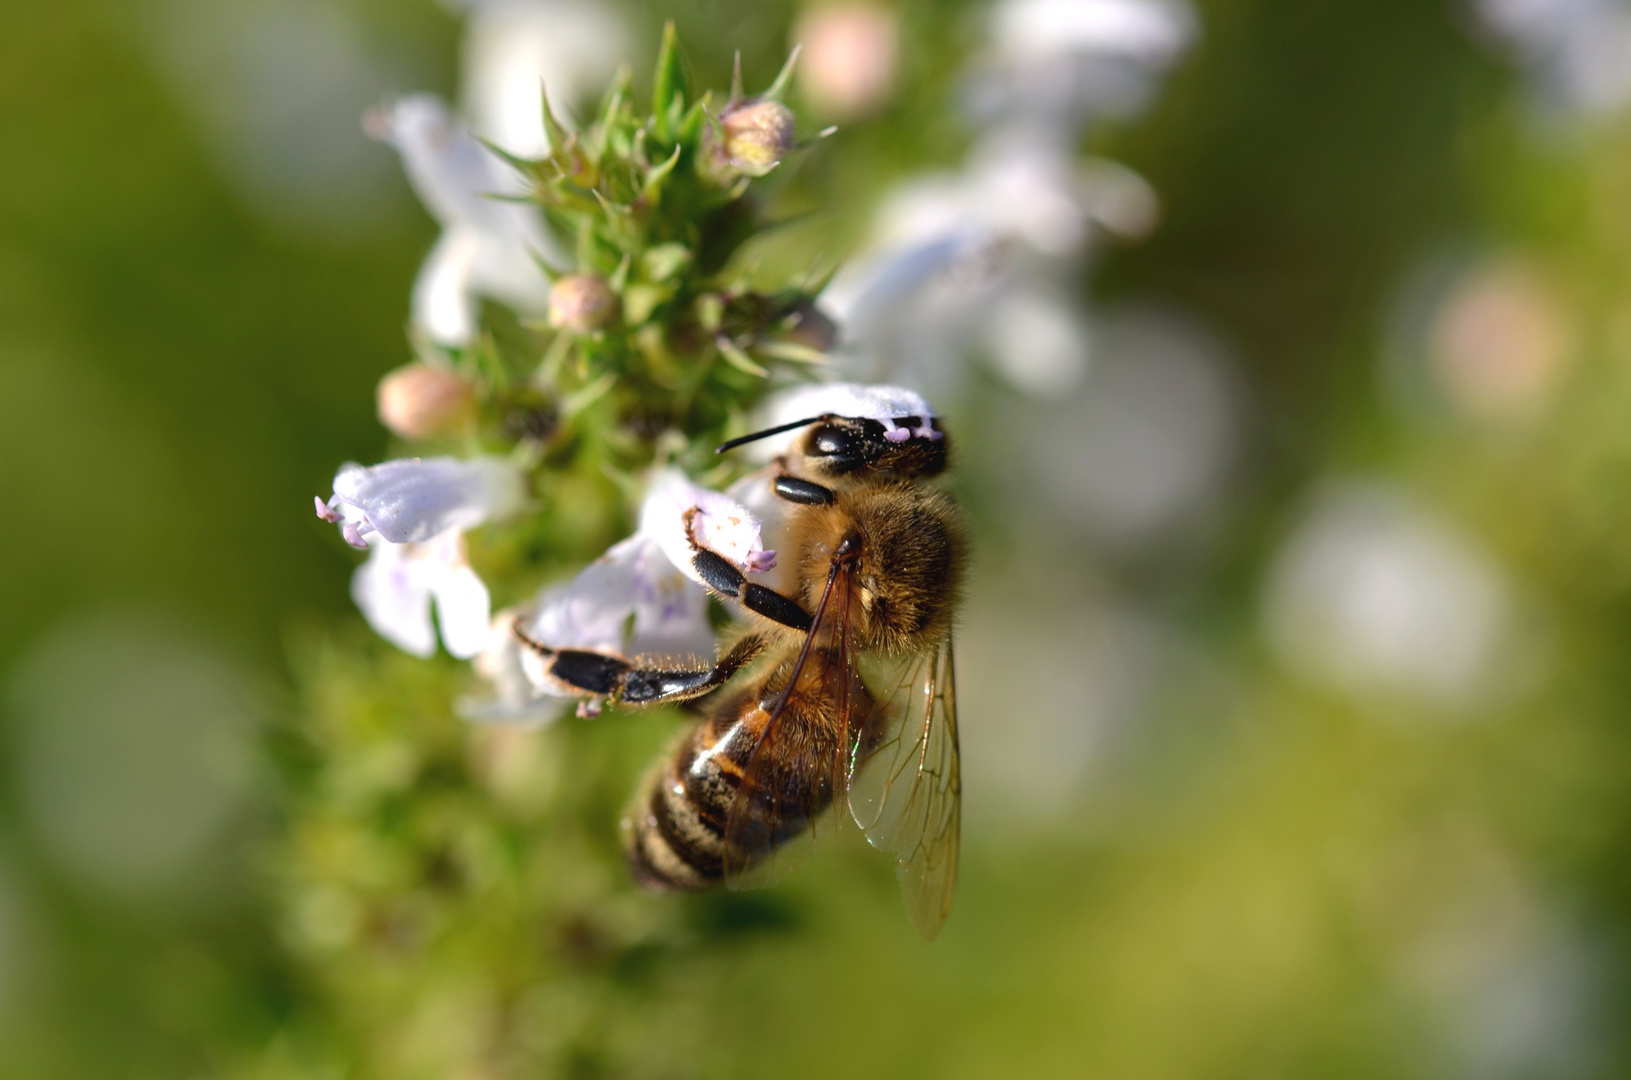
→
(692, 549, 745, 597)
(619, 633, 769, 705)
(773, 475, 836, 505)
(548, 650, 631, 696)
(742, 583, 813, 632)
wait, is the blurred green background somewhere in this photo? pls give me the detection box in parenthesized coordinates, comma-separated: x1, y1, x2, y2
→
(5, 0, 1631, 1077)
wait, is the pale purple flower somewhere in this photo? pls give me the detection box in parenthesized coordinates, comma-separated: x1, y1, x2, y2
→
(315, 456, 525, 659)
(317, 456, 525, 548)
(368, 94, 560, 345)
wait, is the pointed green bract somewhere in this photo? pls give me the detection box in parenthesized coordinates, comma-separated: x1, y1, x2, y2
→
(651, 21, 690, 140)
(763, 45, 802, 104)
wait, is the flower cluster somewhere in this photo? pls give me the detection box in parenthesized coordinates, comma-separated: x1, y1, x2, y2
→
(313, 18, 865, 726)
(825, 0, 1196, 399)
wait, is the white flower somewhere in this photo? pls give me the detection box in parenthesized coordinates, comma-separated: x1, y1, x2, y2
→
(506, 471, 775, 704)
(1261, 482, 1522, 709)
(316, 456, 524, 658)
(971, 0, 1198, 126)
(1476, 0, 1631, 117)
(368, 94, 560, 345)
(641, 470, 778, 582)
(317, 456, 525, 548)
(350, 528, 493, 659)
(455, 0, 631, 159)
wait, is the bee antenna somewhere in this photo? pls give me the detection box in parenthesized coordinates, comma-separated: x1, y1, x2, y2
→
(716, 415, 825, 454)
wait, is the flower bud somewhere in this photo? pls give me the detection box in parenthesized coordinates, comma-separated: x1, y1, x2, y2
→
(376, 362, 475, 439)
(796, 5, 899, 118)
(706, 100, 798, 182)
(548, 275, 617, 334)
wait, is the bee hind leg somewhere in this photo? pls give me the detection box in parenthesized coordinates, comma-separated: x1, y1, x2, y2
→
(511, 620, 769, 708)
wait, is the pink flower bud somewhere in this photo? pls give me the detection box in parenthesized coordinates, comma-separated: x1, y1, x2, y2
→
(796, 5, 899, 118)
(548, 275, 617, 334)
(376, 362, 475, 440)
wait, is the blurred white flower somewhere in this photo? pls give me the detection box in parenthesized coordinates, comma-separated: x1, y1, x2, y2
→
(1475, 0, 1631, 117)
(368, 94, 560, 345)
(826, 129, 1159, 397)
(969, 0, 1198, 127)
(1262, 483, 1519, 709)
(350, 529, 494, 660)
(795, 3, 900, 118)
(1011, 309, 1238, 545)
(317, 456, 524, 658)
(451, 0, 630, 158)
(983, 284, 1094, 395)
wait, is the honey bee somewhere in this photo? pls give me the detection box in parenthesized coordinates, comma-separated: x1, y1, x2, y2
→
(515, 386, 964, 939)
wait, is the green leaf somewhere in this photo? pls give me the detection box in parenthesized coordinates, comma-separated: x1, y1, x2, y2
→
(763, 45, 802, 103)
(676, 98, 710, 145)
(623, 283, 673, 326)
(562, 371, 618, 416)
(651, 21, 690, 137)
(641, 145, 683, 205)
(642, 243, 692, 283)
(539, 84, 571, 157)
(589, 68, 632, 161)
(715, 335, 768, 377)
(755, 341, 829, 365)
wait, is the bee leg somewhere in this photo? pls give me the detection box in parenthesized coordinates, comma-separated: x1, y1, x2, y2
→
(511, 621, 632, 698)
(688, 548, 813, 632)
(512, 619, 769, 707)
(681, 507, 815, 633)
(618, 632, 769, 705)
(772, 475, 835, 505)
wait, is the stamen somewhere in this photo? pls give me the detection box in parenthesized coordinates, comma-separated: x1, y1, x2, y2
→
(314, 496, 342, 523)
(340, 520, 374, 550)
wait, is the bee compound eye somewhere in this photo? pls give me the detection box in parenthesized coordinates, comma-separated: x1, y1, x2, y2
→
(808, 423, 859, 459)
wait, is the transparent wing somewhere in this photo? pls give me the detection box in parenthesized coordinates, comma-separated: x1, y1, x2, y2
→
(722, 553, 863, 890)
(849, 637, 960, 940)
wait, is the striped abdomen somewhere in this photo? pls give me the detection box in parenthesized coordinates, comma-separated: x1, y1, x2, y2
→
(623, 674, 851, 891)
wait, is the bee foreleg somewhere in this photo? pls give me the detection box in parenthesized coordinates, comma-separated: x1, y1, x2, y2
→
(688, 548, 814, 633)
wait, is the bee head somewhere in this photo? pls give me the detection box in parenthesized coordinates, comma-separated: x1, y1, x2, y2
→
(717, 412, 948, 478)
(800, 415, 947, 478)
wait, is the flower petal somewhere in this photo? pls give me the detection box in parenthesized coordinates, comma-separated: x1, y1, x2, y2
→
(350, 543, 437, 658)
(459, 0, 630, 159)
(432, 560, 494, 659)
(413, 228, 482, 346)
(639, 470, 774, 586)
(329, 456, 524, 544)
